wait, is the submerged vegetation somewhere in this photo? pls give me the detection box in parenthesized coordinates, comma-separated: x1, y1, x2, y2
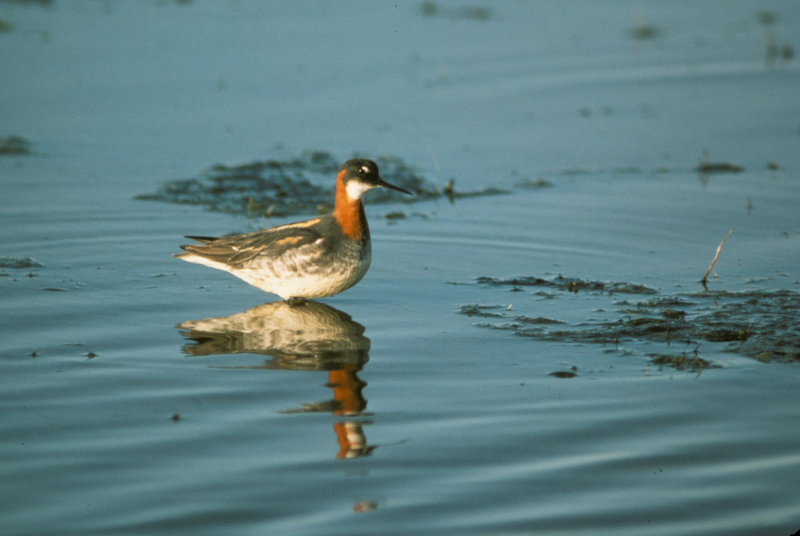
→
(647, 353, 717, 372)
(458, 275, 800, 370)
(475, 275, 658, 295)
(136, 151, 507, 217)
(0, 256, 43, 269)
(137, 149, 786, 224)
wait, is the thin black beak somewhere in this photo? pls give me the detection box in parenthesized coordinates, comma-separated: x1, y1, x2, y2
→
(378, 178, 413, 196)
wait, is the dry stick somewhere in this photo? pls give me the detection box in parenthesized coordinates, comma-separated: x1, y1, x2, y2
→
(700, 228, 733, 284)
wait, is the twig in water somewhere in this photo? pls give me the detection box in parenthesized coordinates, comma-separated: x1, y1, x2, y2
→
(426, 149, 441, 176)
(700, 228, 733, 287)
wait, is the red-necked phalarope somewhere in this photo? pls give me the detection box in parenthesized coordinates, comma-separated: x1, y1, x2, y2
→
(175, 158, 412, 299)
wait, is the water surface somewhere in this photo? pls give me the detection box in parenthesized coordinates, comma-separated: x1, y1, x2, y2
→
(2, 2, 800, 535)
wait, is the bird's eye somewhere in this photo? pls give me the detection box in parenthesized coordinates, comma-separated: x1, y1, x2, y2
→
(359, 166, 369, 176)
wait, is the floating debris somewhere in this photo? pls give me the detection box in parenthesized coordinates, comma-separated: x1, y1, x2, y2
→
(696, 162, 744, 174)
(0, 257, 42, 269)
(384, 211, 406, 220)
(457, 304, 507, 318)
(4, 0, 53, 5)
(0, 136, 32, 155)
(627, 6, 661, 41)
(514, 178, 552, 189)
(419, 1, 490, 21)
(628, 24, 660, 41)
(757, 11, 777, 25)
(515, 316, 565, 325)
(353, 501, 379, 514)
(696, 151, 743, 174)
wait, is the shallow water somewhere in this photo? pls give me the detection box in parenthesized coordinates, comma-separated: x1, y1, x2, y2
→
(3, 2, 800, 535)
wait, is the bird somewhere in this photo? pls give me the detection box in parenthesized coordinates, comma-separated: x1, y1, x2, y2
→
(174, 158, 412, 300)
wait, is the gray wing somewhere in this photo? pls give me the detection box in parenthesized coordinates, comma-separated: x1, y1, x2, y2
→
(178, 217, 337, 268)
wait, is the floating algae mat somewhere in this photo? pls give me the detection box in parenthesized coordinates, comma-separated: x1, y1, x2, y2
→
(474, 275, 659, 295)
(458, 275, 800, 369)
(137, 151, 506, 217)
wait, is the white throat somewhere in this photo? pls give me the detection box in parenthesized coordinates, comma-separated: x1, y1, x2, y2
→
(345, 180, 375, 201)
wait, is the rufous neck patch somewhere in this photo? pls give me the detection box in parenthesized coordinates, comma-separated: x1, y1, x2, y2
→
(333, 170, 364, 241)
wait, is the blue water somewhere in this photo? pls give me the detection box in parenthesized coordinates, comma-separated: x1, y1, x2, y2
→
(2, 2, 800, 535)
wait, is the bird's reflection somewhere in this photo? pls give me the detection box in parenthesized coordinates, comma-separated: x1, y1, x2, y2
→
(178, 300, 375, 459)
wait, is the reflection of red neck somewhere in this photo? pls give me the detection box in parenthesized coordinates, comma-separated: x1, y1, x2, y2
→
(328, 368, 366, 416)
(333, 170, 364, 241)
